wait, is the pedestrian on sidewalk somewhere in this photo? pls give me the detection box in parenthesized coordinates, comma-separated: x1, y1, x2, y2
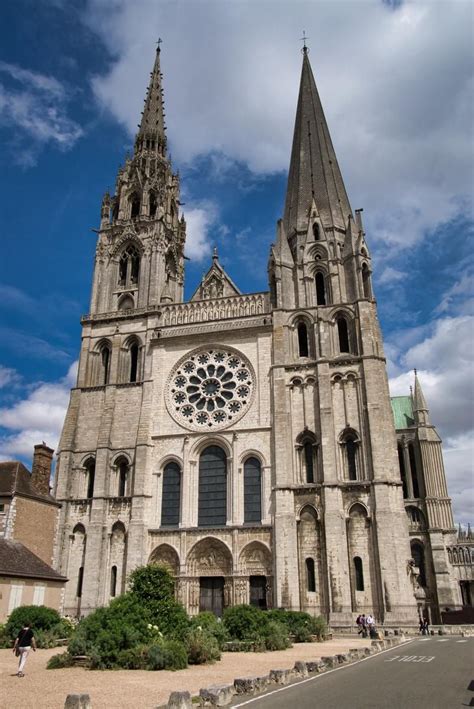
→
(13, 622, 36, 677)
(357, 614, 367, 638)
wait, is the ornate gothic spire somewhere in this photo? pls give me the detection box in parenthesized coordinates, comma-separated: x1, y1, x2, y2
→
(135, 43, 167, 157)
(283, 48, 352, 237)
(413, 369, 431, 426)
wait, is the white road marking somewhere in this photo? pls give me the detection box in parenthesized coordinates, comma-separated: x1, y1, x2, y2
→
(457, 640, 468, 643)
(418, 638, 430, 641)
(385, 655, 435, 663)
(232, 640, 417, 707)
(437, 639, 449, 642)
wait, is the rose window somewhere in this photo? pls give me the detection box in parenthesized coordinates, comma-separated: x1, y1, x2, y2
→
(166, 347, 255, 431)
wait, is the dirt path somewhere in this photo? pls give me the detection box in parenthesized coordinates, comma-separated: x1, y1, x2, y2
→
(1, 637, 371, 709)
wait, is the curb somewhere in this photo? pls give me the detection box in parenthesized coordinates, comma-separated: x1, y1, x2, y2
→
(163, 635, 409, 707)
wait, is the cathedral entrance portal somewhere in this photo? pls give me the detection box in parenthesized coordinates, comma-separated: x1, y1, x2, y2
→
(200, 577, 224, 616)
(249, 576, 267, 609)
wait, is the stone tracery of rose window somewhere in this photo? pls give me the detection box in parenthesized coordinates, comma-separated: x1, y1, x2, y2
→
(166, 347, 255, 431)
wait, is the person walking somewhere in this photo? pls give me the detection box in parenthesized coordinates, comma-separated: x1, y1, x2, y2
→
(13, 622, 36, 677)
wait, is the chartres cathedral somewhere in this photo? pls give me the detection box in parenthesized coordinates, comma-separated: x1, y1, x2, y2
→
(55, 46, 468, 627)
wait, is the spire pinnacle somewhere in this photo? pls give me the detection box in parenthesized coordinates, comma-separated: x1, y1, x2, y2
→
(135, 43, 167, 156)
(413, 370, 431, 426)
(283, 50, 352, 237)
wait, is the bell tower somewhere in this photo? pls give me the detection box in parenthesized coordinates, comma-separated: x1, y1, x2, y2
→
(90, 45, 186, 315)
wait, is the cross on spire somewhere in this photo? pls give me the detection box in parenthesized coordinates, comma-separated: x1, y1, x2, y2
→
(300, 31, 309, 53)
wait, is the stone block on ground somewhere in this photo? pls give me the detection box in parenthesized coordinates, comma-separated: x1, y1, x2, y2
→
(64, 696, 91, 709)
(269, 668, 294, 685)
(294, 661, 308, 677)
(321, 655, 338, 668)
(306, 659, 326, 673)
(233, 676, 268, 695)
(199, 684, 235, 707)
(167, 691, 192, 709)
(336, 653, 350, 664)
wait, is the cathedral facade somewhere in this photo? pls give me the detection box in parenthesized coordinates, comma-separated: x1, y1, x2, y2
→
(54, 47, 463, 626)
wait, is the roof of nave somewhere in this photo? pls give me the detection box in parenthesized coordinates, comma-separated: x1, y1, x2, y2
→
(391, 396, 415, 430)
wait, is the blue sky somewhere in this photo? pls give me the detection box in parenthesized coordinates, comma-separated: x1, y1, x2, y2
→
(0, 0, 472, 524)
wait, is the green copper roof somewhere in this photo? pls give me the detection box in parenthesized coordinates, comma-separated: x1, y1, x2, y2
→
(391, 396, 415, 430)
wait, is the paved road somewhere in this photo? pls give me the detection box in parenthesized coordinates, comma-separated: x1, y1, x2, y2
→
(231, 636, 474, 709)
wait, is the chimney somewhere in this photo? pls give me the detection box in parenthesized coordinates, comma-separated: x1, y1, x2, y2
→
(31, 443, 54, 496)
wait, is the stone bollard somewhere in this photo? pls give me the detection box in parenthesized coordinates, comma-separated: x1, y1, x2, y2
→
(336, 653, 350, 664)
(199, 684, 235, 707)
(306, 659, 325, 673)
(321, 655, 338, 668)
(64, 696, 91, 709)
(294, 661, 308, 677)
(167, 691, 192, 709)
(269, 668, 293, 685)
(234, 676, 268, 695)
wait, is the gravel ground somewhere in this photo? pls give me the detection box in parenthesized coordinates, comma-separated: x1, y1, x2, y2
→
(1, 637, 371, 709)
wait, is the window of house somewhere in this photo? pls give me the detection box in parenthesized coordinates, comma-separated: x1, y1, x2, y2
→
(244, 457, 262, 524)
(354, 556, 364, 591)
(306, 558, 316, 592)
(161, 462, 181, 527)
(8, 584, 23, 614)
(33, 585, 45, 606)
(198, 446, 227, 527)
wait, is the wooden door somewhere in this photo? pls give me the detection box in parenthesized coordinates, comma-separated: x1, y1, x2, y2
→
(249, 576, 267, 609)
(199, 577, 224, 616)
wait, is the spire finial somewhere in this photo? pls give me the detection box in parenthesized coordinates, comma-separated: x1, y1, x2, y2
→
(300, 31, 309, 54)
(212, 246, 219, 262)
(414, 367, 417, 376)
(156, 37, 162, 51)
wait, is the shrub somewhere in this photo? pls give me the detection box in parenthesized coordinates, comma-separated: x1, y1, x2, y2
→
(6, 605, 62, 640)
(35, 629, 61, 649)
(117, 644, 149, 670)
(222, 605, 269, 642)
(266, 610, 326, 642)
(263, 621, 291, 651)
(0, 624, 10, 649)
(310, 615, 327, 641)
(46, 652, 74, 669)
(189, 612, 229, 649)
(146, 639, 188, 670)
(185, 629, 221, 664)
(128, 565, 190, 640)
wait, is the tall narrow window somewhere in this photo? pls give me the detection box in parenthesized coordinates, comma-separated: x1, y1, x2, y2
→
(110, 565, 117, 597)
(77, 566, 84, 597)
(354, 556, 364, 591)
(398, 444, 408, 498)
(411, 542, 426, 587)
(362, 263, 371, 298)
(269, 272, 277, 307)
(101, 345, 111, 385)
(161, 462, 181, 527)
(130, 343, 139, 383)
(244, 457, 262, 523)
(130, 194, 140, 219)
(337, 316, 350, 353)
(304, 442, 314, 483)
(315, 272, 326, 305)
(312, 223, 320, 240)
(297, 322, 309, 357)
(346, 437, 358, 481)
(117, 459, 128, 497)
(306, 558, 316, 592)
(198, 446, 227, 527)
(408, 443, 420, 498)
(118, 245, 140, 287)
(149, 191, 157, 218)
(85, 459, 95, 499)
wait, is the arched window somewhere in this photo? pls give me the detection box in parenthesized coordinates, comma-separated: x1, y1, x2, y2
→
(408, 443, 420, 498)
(306, 558, 316, 592)
(116, 458, 128, 497)
(297, 322, 309, 357)
(118, 294, 134, 311)
(411, 542, 426, 587)
(110, 565, 117, 597)
(100, 344, 111, 385)
(130, 194, 140, 219)
(354, 556, 364, 591)
(161, 462, 181, 527)
(312, 223, 320, 240)
(118, 244, 140, 287)
(76, 566, 84, 598)
(149, 191, 157, 218)
(398, 444, 408, 498)
(130, 343, 139, 383)
(244, 457, 261, 524)
(304, 442, 314, 483)
(315, 272, 326, 305)
(85, 459, 95, 499)
(337, 316, 350, 353)
(341, 432, 359, 481)
(198, 446, 227, 527)
(362, 263, 371, 299)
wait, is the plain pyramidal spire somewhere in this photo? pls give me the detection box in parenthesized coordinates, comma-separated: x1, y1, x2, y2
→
(283, 47, 353, 237)
(135, 42, 167, 155)
(413, 369, 431, 425)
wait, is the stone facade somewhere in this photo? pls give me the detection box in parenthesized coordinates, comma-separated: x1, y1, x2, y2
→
(54, 47, 464, 625)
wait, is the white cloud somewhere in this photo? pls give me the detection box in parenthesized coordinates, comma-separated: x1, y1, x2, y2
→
(0, 61, 83, 164)
(0, 361, 77, 460)
(183, 202, 218, 262)
(0, 365, 20, 389)
(377, 267, 406, 285)
(84, 0, 472, 251)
